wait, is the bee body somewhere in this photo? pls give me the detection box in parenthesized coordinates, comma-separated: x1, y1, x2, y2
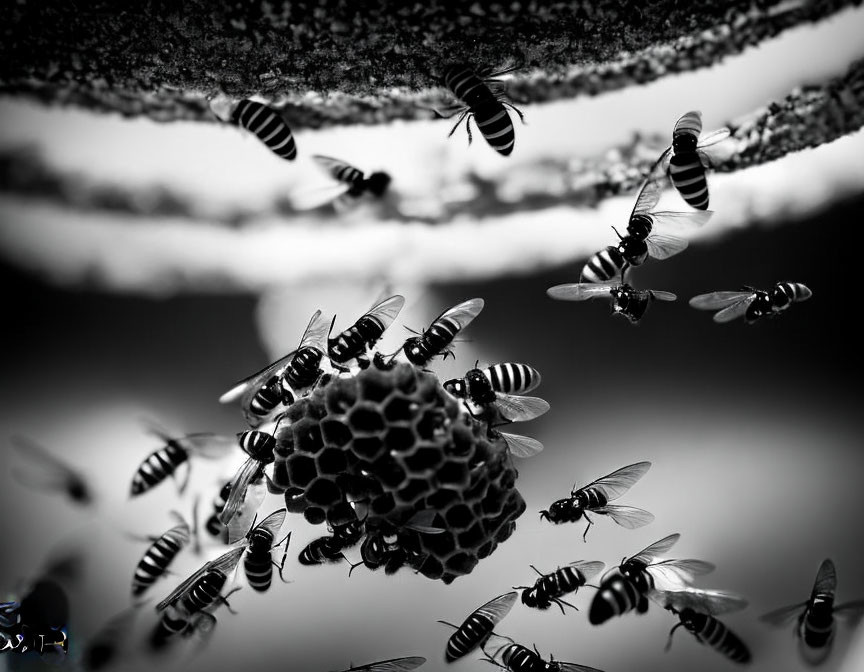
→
(402, 299, 484, 367)
(443, 64, 517, 156)
(130, 441, 188, 496)
(249, 376, 284, 418)
(581, 247, 627, 284)
(802, 595, 835, 649)
(238, 430, 276, 462)
(282, 346, 324, 390)
(519, 562, 603, 612)
(678, 609, 752, 664)
(205, 481, 232, 541)
(232, 99, 297, 161)
(690, 281, 812, 324)
(589, 569, 652, 624)
(329, 295, 405, 364)
(131, 521, 191, 597)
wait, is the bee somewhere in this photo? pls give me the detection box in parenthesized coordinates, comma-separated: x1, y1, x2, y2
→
(540, 461, 654, 541)
(761, 558, 864, 665)
(580, 178, 713, 283)
(204, 480, 233, 543)
(292, 155, 392, 211)
(350, 511, 442, 576)
(486, 642, 604, 672)
(398, 298, 484, 367)
(219, 430, 275, 528)
(547, 282, 677, 324)
(656, 588, 751, 665)
(443, 362, 549, 424)
(219, 309, 331, 427)
(9, 435, 94, 506)
(328, 294, 405, 366)
(131, 510, 197, 598)
(652, 110, 730, 210)
(515, 561, 606, 614)
(298, 519, 364, 566)
(210, 96, 297, 161)
(238, 509, 291, 592)
(689, 282, 812, 324)
(437, 591, 518, 662)
(80, 606, 140, 671)
(130, 422, 234, 497)
(438, 63, 525, 156)
(333, 657, 426, 671)
(589, 533, 714, 625)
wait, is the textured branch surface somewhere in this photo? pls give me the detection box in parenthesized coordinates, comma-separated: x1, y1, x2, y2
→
(1, 0, 859, 127)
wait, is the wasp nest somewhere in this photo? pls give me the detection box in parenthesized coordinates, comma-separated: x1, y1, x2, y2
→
(270, 362, 525, 583)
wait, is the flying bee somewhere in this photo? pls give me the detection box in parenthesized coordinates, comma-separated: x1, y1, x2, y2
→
(761, 558, 864, 665)
(292, 155, 392, 211)
(689, 282, 812, 324)
(547, 282, 676, 324)
(397, 298, 484, 367)
(333, 656, 426, 671)
(436, 63, 525, 156)
(540, 461, 654, 541)
(131, 509, 198, 598)
(656, 588, 751, 665)
(589, 533, 715, 625)
(443, 362, 549, 423)
(328, 294, 405, 366)
(218, 430, 275, 529)
(219, 309, 331, 427)
(486, 642, 604, 672)
(581, 178, 713, 283)
(515, 561, 606, 614)
(9, 435, 94, 506)
(438, 591, 518, 662)
(652, 110, 730, 210)
(204, 480, 233, 543)
(80, 606, 141, 671)
(238, 509, 291, 592)
(298, 518, 364, 566)
(209, 96, 297, 161)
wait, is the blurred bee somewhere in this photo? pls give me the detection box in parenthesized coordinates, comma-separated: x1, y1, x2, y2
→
(581, 178, 713, 283)
(656, 588, 751, 665)
(219, 309, 331, 427)
(131, 509, 198, 598)
(515, 561, 606, 614)
(589, 533, 714, 625)
(219, 430, 275, 528)
(438, 591, 518, 662)
(540, 461, 654, 541)
(397, 298, 485, 367)
(237, 509, 291, 592)
(443, 362, 549, 424)
(486, 642, 604, 672)
(292, 155, 392, 211)
(761, 558, 864, 665)
(130, 421, 234, 497)
(298, 519, 364, 566)
(437, 63, 525, 156)
(80, 606, 140, 671)
(9, 435, 94, 506)
(547, 282, 676, 324)
(210, 96, 297, 161)
(204, 480, 233, 543)
(689, 282, 812, 324)
(333, 657, 426, 671)
(652, 110, 730, 210)
(328, 294, 405, 367)
(350, 511, 442, 576)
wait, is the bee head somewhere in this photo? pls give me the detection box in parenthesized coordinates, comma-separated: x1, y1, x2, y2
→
(627, 214, 653, 240)
(672, 132, 698, 152)
(403, 338, 426, 365)
(364, 171, 392, 197)
(443, 377, 466, 397)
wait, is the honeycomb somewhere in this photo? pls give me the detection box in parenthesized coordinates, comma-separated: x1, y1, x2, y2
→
(270, 362, 526, 583)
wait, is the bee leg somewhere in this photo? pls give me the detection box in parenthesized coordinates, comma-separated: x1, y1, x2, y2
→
(582, 514, 594, 542)
(665, 622, 684, 652)
(447, 110, 471, 141)
(429, 103, 467, 120)
(218, 587, 241, 614)
(503, 101, 526, 125)
(553, 597, 578, 614)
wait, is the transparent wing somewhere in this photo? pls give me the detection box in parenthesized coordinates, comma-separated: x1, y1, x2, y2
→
(594, 505, 654, 529)
(220, 457, 264, 526)
(712, 296, 757, 323)
(697, 128, 731, 148)
(436, 298, 485, 330)
(500, 432, 544, 458)
(648, 559, 715, 589)
(569, 560, 606, 582)
(655, 588, 748, 616)
(345, 657, 427, 672)
(365, 295, 406, 331)
(812, 558, 837, 597)
(629, 533, 680, 565)
(631, 178, 662, 218)
(834, 600, 864, 625)
(547, 283, 615, 301)
(404, 510, 446, 534)
(648, 210, 713, 233)
(297, 309, 330, 353)
(554, 663, 605, 672)
(471, 591, 518, 626)
(226, 473, 267, 544)
(9, 435, 86, 493)
(688, 291, 755, 311)
(291, 183, 351, 210)
(493, 394, 550, 423)
(312, 154, 360, 180)
(251, 509, 288, 541)
(578, 461, 652, 501)
(645, 233, 688, 261)
(155, 547, 245, 611)
(176, 434, 237, 459)
(760, 602, 807, 627)
(218, 351, 296, 405)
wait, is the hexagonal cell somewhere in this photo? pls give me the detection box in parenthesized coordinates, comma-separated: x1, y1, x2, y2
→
(348, 403, 386, 434)
(445, 552, 478, 575)
(357, 368, 395, 403)
(395, 478, 430, 506)
(336, 473, 381, 501)
(370, 492, 396, 516)
(303, 506, 327, 525)
(268, 461, 290, 492)
(316, 447, 348, 475)
(416, 555, 444, 581)
(373, 459, 408, 490)
(495, 522, 516, 544)
(476, 541, 494, 560)
(391, 364, 419, 395)
(463, 475, 489, 502)
(325, 380, 357, 415)
(286, 453, 318, 488)
(352, 436, 385, 461)
(383, 426, 416, 453)
(383, 395, 419, 423)
(416, 409, 448, 442)
(447, 424, 476, 458)
(457, 522, 486, 550)
(284, 488, 309, 514)
(445, 503, 475, 531)
(403, 445, 444, 473)
(292, 418, 324, 454)
(320, 419, 352, 448)
(425, 488, 459, 511)
(436, 461, 469, 488)
(327, 501, 357, 527)
(421, 531, 456, 557)
(305, 477, 343, 507)
(481, 488, 507, 516)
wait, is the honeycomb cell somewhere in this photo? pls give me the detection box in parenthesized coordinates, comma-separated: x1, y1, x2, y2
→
(421, 531, 456, 557)
(417, 555, 444, 581)
(425, 488, 460, 510)
(395, 478, 430, 505)
(370, 492, 396, 516)
(305, 478, 343, 507)
(445, 552, 478, 575)
(336, 473, 381, 501)
(327, 501, 357, 527)
(286, 454, 318, 488)
(383, 395, 417, 422)
(325, 380, 357, 414)
(304, 506, 326, 525)
(352, 436, 385, 461)
(348, 404, 386, 433)
(358, 368, 394, 402)
(284, 489, 309, 514)
(316, 447, 348, 475)
(320, 419, 352, 447)
(416, 409, 448, 441)
(445, 503, 474, 530)
(374, 460, 407, 489)
(477, 541, 494, 559)
(403, 446, 443, 473)
(383, 426, 415, 453)
(458, 522, 486, 550)
(436, 461, 469, 488)
(293, 418, 325, 454)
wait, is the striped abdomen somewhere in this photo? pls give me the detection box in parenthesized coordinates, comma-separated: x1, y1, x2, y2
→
(499, 643, 540, 671)
(299, 536, 342, 565)
(445, 607, 498, 661)
(181, 570, 227, 613)
(682, 611, 751, 664)
(151, 607, 188, 648)
(581, 246, 626, 283)
(232, 100, 297, 160)
(132, 524, 190, 596)
(250, 376, 283, 417)
(802, 597, 835, 649)
(410, 316, 462, 364)
(130, 443, 188, 496)
(238, 430, 276, 462)
(443, 64, 515, 156)
(283, 346, 323, 389)
(329, 315, 386, 363)
(771, 282, 812, 314)
(244, 531, 276, 592)
(577, 487, 608, 511)
(328, 163, 364, 186)
(205, 482, 232, 538)
(484, 363, 540, 395)
(538, 566, 586, 600)
(589, 571, 651, 624)
(669, 151, 709, 209)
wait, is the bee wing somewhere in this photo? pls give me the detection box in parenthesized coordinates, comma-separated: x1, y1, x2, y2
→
(291, 183, 352, 210)
(628, 532, 680, 565)
(9, 435, 85, 490)
(578, 461, 652, 501)
(312, 154, 361, 179)
(834, 600, 864, 625)
(552, 663, 605, 672)
(404, 510, 446, 534)
(470, 591, 519, 626)
(655, 588, 748, 616)
(649, 290, 677, 302)
(593, 505, 654, 530)
(648, 210, 713, 233)
(493, 394, 550, 423)
(569, 560, 606, 582)
(760, 602, 808, 627)
(155, 546, 244, 612)
(645, 233, 688, 261)
(176, 434, 237, 459)
(688, 291, 754, 310)
(219, 457, 264, 526)
(630, 177, 663, 218)
(648, 559, 715, 589)
(500, 432, 544, 458)
(226, 473, 268, 543)
(365, 294, 406, 331)
(712, 296, 757, 323)
(251, 508, 288, 541)
(697, 128, 731, 148)
(346, 657, 427, 672)
(297, 309, 331, 353)
(811, 558, 837, 597)
(436, 298, 485, 330)
(218, 350, 296, 406)
(547, 283, 615, 301)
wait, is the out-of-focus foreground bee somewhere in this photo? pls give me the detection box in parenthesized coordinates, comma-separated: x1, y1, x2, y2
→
(9, 435, 94, 506)
(438, 591, 518, 662)
(210, 96, 298, 161)
(486, 642, 605, 672)
(689, 282, 812, 324)
(397, 298, 484, 367)
(333, 657, 427, 671)
(547, 282, 676, 324)
(515, 561, 605, 614)
(292, 155, 392, 211)
(131, 510, 197, 598)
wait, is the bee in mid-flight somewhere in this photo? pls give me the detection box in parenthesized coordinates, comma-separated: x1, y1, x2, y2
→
(333, 656, 426, 671)
(131, 511, 196, 598)
(547, 282, 677, 324)
(328, 294, 405, 367)
(438, 591, 518, 662)
(219, 309, 331, 426)
(515, 561, 605, 614)
(689, 282, 812, 324)
(437, 63, 525, 156)
(210, 96, 297, 161)
(761, 558, 864, 665)
(238, 509, 291, 592)
(656, 588, 751, 665)
(9, 435, 94, 506)
(590, 533, 714, 625)
(219, 430, 275, 528)
(397, 298, 484, 367)
(292, 155, 392, 211)
(581, 178, 713, 283)
(540, 461, 654, 541)
(652, 110, 730, 210)
(486, 642, 604, 672)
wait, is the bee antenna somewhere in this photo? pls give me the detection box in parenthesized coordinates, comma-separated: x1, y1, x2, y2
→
(665, 622, 684, 652)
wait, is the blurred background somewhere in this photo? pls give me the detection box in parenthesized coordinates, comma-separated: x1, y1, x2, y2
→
(2, 6, 864, 672)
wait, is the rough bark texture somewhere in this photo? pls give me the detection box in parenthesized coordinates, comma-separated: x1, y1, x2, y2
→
(1, 0, 860, 127)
